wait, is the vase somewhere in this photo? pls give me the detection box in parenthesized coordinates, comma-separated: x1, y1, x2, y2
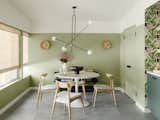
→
(62, 63, 68, 74)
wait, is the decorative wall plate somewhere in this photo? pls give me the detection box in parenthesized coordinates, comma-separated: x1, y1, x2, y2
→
(102, 40, 112, 49)
(40, 40, 51, 49)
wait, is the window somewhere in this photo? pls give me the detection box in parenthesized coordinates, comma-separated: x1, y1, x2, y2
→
(0, 29, 19, 70)
(0, 24, 29, 87)
(23, 33, 29, 64)
(0, 69, 18, 87)
(0, 24, 20, 87)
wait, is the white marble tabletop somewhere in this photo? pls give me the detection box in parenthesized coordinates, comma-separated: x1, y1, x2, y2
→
(54, 71, 100, 80)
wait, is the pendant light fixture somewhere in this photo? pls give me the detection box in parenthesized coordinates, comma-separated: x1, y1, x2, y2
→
(52, 6, 92, 55)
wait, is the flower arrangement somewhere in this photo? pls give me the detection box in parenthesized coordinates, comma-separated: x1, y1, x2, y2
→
(59, 52, 71, 73)
(59, 51, 73, 63)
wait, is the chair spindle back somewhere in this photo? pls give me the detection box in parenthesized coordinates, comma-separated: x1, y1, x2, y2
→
(106, 73, 114, 89)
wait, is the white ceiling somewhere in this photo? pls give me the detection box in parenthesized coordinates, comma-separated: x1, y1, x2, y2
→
(8, 0, 139, 23)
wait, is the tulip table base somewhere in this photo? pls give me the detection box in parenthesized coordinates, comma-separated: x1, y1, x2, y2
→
(71, 99, 90, 108)
(71, 78, 90, 108)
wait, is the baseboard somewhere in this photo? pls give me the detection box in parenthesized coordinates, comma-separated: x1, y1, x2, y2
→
(135, 102, 145, 113)
(135, 102, 151, 113)
(115, 87, 125, 92)
(0, 87, 36, 116)
(30, 86, 38, 90)
(118, 88, 150, 113)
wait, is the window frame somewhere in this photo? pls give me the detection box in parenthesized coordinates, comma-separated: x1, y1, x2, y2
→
(22, 32, 29, 65)
(0, 23, 29, 87)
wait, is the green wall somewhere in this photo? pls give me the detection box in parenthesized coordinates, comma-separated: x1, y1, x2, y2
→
(0, 30, 146, 110)
(27, 33, 121, 86)
(0, 76, 31, 109)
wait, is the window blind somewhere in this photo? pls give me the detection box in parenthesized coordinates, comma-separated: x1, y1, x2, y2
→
(0, 24, 19, 73)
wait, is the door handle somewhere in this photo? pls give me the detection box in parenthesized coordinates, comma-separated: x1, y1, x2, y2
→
(126, 65, 132, 68)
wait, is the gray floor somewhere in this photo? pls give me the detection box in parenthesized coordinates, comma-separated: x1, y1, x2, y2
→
(0, 91, 155, 120)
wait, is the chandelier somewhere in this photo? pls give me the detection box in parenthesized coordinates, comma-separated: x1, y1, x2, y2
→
(51, 6, 92, 56)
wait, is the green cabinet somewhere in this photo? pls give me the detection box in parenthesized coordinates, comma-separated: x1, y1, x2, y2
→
(148, 74, 160, 120)
(121, 25, 145, 106)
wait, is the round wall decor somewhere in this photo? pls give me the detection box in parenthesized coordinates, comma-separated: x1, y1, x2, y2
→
(40, 40, 51, 49)
(102, 40, 112, 49)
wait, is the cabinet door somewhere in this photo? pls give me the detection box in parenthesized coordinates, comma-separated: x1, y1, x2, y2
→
(121, 25, 145, 104)
(123, 26, 137, 98)
(148, 75, 160, 120)
(148, 75, 155, 109)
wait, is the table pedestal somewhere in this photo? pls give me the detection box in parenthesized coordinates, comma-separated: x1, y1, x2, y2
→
(71, 78, 90, 108)
(71, 99, 90, 108)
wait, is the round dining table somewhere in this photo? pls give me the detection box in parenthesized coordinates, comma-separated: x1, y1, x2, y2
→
(54, 71, 100, 108)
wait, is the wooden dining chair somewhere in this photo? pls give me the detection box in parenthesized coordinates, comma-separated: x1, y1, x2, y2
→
(36, 73, 56, 108)
(92, 73, 117, 107)
(51, 80, 85, 120)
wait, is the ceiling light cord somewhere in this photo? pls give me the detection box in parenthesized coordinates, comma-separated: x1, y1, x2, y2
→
(70, 6, 77, 54)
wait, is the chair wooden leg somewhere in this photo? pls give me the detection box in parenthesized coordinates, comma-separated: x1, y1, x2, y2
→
(40, 92, 43, 101)
(36, 90, 41, 108)
(80, 96, 85, 112)
(112, 90, 117, 105)
(82, 85, 86, 99)
(67, 103, 71, 120)
(51, 97, 56, 116)
(93, 89, 98, 107)
(92, 90, 95, 103)
(64, 104, 67, 111)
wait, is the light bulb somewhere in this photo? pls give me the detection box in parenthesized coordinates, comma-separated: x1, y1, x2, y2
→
(88, 20, 92, 25)
(61, 46, 67, 52)
(69, 43, 73, 47)
(52, 36, 56, 41)
(87, 50, 92, 55)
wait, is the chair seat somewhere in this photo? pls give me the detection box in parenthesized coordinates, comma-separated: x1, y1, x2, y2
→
(41, 84, 56, 91)
(94, 84, 111, 90)
(56, 91, 82, 103)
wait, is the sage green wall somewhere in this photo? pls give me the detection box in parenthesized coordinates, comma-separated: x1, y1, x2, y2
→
(27, 33, 121, 86)
(120, 25, 146, 108)
(0, 76, 31, 109)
